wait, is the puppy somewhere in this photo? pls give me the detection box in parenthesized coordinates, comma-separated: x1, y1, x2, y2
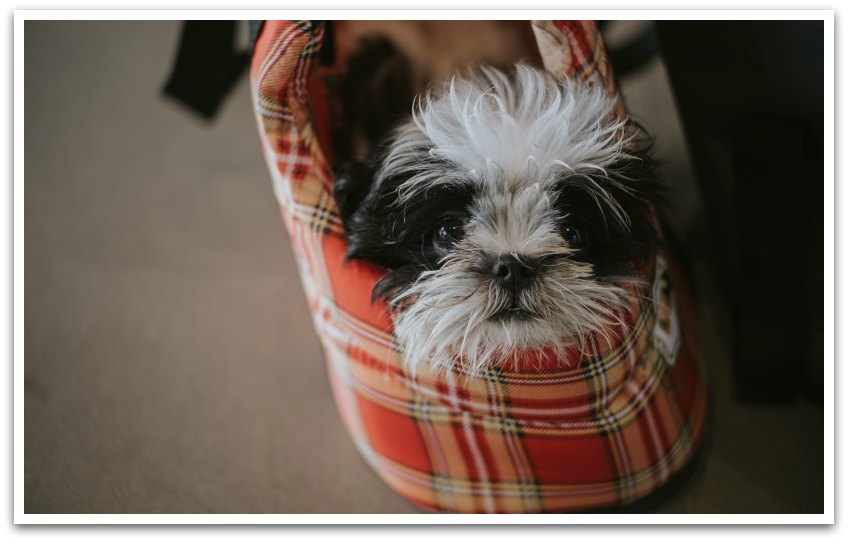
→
(334, 65, 663, 373)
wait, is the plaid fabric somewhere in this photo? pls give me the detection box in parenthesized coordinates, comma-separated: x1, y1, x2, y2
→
(251, 20, 708, 513)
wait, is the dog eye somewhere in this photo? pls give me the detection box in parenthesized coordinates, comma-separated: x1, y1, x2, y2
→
(562, 223, 588, 250)
(434, 215, 465, 249)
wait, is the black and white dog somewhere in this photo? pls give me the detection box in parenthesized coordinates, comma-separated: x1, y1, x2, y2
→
(335, 65, 663, 373)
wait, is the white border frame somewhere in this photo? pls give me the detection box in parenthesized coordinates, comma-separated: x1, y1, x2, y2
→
(12, 8, 835, 526)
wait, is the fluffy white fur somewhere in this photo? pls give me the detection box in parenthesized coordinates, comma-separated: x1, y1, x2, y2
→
(379, 66, 641, 374)
(381, 66, 637, 221)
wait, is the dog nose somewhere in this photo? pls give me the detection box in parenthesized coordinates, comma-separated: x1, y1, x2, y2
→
(491, 254, 538, 292)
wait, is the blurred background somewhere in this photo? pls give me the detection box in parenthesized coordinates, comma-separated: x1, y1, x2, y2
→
(24, 20, 824, 513)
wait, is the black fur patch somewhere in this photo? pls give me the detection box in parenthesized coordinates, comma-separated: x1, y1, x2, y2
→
(552, 126, 665, 277)
(332, 37, 418, 164)
(336, 157, 478, 300)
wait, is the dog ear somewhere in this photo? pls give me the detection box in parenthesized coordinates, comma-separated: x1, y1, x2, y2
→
(556, 120, 666, 275)
(334, 159, 402, 267)
(333, 160, 377, 231)
(599, 120, 666, 265)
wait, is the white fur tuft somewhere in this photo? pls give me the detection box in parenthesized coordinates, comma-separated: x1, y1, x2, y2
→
(379, 65, 635, 204)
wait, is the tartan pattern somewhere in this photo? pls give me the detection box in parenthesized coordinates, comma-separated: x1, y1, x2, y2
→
(552, 20, 615, 87)
(251, 20, 707, 513)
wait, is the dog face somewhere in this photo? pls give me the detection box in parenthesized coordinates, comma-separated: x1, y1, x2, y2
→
(335, 66, 663, 373)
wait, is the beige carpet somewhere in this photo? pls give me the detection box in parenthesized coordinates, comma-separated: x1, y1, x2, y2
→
(24, 20, 823, 514)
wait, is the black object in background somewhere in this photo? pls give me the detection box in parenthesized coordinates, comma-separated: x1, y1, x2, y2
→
(163, 21, 251, 120)
(656, 21, 824, 401)
(599, 21, 660, 79)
